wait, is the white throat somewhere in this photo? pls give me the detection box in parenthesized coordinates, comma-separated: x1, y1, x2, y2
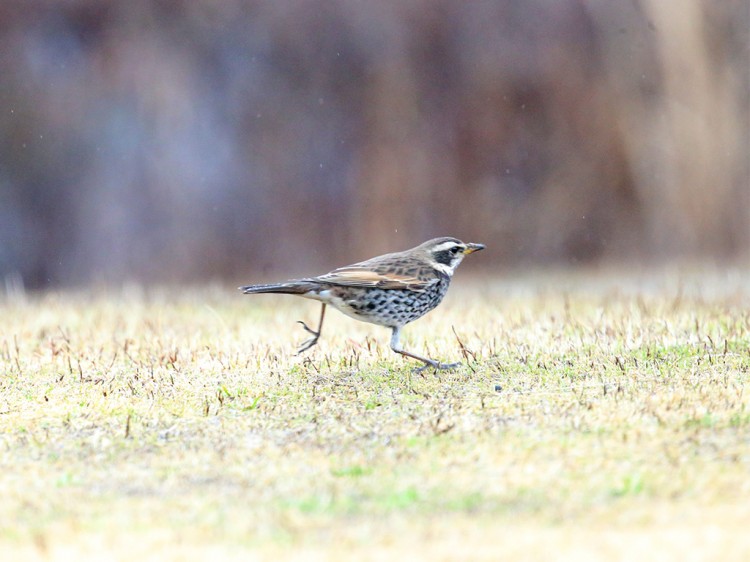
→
(432, 262, 455, 276)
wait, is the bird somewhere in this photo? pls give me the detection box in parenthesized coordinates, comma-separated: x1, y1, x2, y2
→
(239, 237, 485, 371)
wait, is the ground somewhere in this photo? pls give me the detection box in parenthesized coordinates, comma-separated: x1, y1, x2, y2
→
(1, 269, 750, 560)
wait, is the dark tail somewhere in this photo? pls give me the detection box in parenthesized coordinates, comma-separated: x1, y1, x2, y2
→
(239, 280, 316, 295)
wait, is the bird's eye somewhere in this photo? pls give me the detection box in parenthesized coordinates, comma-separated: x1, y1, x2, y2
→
(450, 246, 462, 254)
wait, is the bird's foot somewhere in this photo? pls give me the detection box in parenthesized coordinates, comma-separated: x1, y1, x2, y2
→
(412, 360, 461, 374)
(296, 320, 320, 354)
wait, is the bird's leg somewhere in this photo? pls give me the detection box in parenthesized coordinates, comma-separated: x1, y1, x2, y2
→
(389, 327, 460, 373)
(297, 304, 326, 354)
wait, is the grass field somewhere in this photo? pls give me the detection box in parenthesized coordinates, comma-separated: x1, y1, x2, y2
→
(2, 271, 750, 560)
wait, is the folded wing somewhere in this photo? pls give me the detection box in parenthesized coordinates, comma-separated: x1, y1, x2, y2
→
(316, 267, 429, 291)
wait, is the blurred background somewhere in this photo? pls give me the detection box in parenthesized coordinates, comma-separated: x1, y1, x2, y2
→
(0, 0, 747, 289)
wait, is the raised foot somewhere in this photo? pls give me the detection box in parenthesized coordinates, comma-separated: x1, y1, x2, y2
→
(412, 360, 461, 374)
(296, 320, 320, 354)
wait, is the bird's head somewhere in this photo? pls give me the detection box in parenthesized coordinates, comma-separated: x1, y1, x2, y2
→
(418, 237, 485, 276)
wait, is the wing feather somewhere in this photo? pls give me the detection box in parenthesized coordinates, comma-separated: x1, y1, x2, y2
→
(316, 267, 428, 291)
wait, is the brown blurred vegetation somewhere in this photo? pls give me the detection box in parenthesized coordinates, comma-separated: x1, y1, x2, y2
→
(0, 0, 747, 288)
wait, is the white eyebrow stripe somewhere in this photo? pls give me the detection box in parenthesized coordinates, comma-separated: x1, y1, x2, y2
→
(432, 241, 462, 253)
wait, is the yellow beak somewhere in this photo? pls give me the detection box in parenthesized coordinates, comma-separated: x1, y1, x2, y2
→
(463, 243, 486, 254)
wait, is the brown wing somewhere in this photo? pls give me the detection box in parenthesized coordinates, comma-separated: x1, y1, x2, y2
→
(313, 250, 444, 291)
(316, 267, 428, 291)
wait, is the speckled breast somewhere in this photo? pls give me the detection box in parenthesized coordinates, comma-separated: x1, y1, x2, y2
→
(331, 275, 451, 328)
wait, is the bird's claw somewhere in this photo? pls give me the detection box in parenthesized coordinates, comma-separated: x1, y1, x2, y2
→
(296, 338, 318, 354)
(412, 360, 461, 374)
(296, 320, 320, 354)
(297, 320, 319, 336)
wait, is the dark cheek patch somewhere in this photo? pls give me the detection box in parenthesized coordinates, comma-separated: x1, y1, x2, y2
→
(434, 250, 453, 266)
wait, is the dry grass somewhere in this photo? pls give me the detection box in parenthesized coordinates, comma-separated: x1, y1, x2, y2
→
(2, 272, 750, 560)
